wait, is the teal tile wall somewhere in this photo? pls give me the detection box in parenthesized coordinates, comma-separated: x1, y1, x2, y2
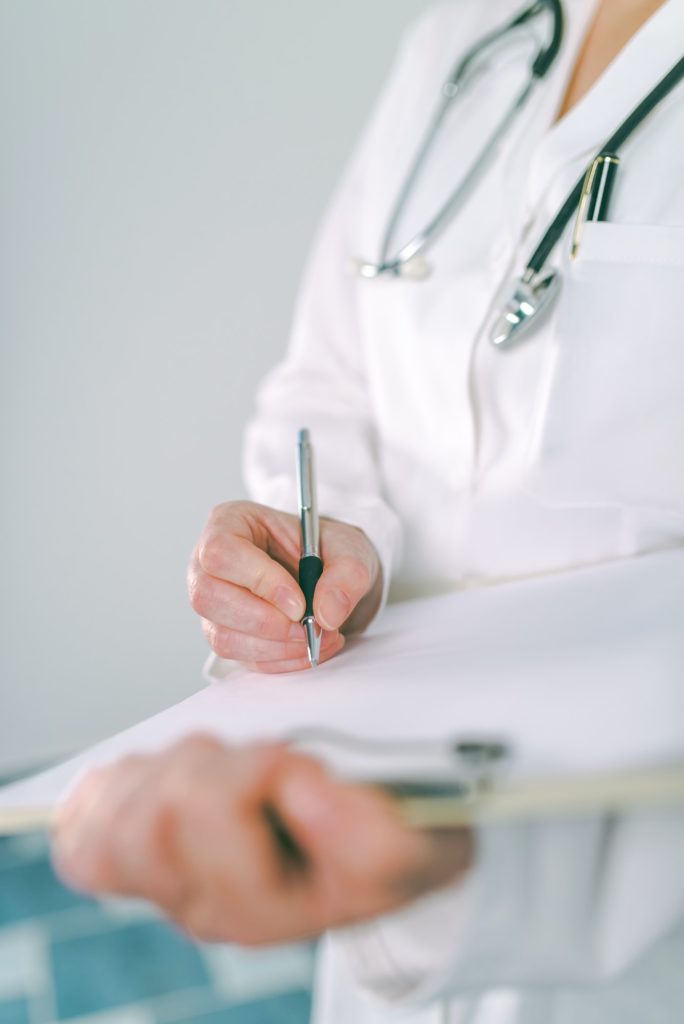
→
(0, 834, 313, 1024)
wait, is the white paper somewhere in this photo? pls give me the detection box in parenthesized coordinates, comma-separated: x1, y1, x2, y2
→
(2, 550, 683, 815)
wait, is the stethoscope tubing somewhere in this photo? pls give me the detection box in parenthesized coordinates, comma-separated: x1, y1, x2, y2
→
(379, 79, 536, 271)
(374, 0, 564, 276)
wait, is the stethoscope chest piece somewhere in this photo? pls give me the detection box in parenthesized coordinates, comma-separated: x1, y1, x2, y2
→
(490, 267, 561, 349)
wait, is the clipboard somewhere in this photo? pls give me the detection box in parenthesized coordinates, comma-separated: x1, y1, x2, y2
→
(2, 550, 683, 836)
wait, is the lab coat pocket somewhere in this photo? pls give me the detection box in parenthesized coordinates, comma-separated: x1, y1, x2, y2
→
(524, 222, 684, 514)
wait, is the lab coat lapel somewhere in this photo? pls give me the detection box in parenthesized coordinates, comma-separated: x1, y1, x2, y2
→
(528, 0, 684, 202)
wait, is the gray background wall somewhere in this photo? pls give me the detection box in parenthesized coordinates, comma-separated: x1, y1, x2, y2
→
(0, 1, 429, 774)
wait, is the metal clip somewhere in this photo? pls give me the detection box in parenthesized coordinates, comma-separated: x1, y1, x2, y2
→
(453, 738, 510, 796)
(571, 153, 620, 260)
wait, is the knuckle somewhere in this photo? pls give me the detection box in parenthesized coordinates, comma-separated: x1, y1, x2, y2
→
(166, 788, 219, 835)
(68, 766, 106, 804)
(113, 755, 148, 781)
(198, 534, 229, 576)
(201, 619, 224, 655)
(188, 572, 211, 616)
(251, 610, 274, 640)
(208, 502, 232, 524)
(228, 499, 252, 516)
(173, 734, 224, 760)
(209, 499, 253, 527)
(202, 620, 221, 652)
(211, 627, 238, 660)
(224, 590, 271, 639)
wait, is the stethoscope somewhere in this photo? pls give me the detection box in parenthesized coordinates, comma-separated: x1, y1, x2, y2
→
(354, 0, 684, 349)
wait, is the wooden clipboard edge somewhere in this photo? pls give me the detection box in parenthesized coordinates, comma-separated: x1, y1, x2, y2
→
(0, 807, 57, 836)
(2, 766, 683, 837)
(396, 765, 684, 828)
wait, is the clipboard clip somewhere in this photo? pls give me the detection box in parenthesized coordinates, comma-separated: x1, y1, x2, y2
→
(285, 727, 512, 808)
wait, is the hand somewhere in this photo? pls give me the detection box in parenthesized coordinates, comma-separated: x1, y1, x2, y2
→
(52, 736, 472, 945)
(188, 501, 382, 672)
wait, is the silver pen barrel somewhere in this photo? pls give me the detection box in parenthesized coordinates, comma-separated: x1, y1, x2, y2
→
(297, 428, 319, 558)
(296, 428, 322, 668)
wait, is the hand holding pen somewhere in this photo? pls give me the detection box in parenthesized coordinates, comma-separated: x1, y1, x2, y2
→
(188, 454, 383, 674)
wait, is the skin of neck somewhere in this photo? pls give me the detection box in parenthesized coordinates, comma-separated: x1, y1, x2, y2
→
(557, 0, 668, 119)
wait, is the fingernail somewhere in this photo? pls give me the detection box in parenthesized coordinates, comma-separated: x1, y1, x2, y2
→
(318, 589, 351, 630)
(275, 587, 304, 622)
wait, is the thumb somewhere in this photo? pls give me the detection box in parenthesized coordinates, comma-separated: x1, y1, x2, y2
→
(314, 523, 378, 631)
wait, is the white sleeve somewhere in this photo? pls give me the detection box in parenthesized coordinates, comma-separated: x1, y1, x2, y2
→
(241, 6, 462, 607)
(332, 551, 684, 1005)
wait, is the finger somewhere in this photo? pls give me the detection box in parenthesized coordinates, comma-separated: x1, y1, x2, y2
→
(52, 756, 154, 893)
(275, 763, 471, 913)
(314, 525, 378, 631)
(245, 631, 345, 674)
(161, 736, 284, 810)
(202, 622, 316, 663)
(196, 512, 304, 623)
(157, 740, 296, 942)
(191, 569, 304, 642)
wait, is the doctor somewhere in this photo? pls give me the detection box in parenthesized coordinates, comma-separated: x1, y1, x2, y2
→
(53, 1, 684, 1022)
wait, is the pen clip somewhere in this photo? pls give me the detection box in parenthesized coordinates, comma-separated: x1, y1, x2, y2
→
(297, 428, 319, 558)
(297, 429, 314, 512)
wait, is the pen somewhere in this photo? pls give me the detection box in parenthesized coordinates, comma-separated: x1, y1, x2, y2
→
(297, 428, 323, 667)
(570, 151, 620, 259)
(586, 152, 620, 222)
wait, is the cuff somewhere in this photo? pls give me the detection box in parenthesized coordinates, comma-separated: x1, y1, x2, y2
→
(332, 817, 607, 1008)
(332, 868, 479, 1004)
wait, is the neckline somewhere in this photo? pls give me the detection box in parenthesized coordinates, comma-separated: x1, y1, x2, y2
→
(551, 0, 674, 128)
(527, 0, 683, 200)
(542, 0, 682, 157)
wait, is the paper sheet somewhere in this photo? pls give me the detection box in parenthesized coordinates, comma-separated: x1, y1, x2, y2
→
(2, 550, 683, 823)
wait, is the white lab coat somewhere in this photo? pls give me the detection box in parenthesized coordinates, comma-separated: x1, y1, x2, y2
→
(240, 1, 684, 1021)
